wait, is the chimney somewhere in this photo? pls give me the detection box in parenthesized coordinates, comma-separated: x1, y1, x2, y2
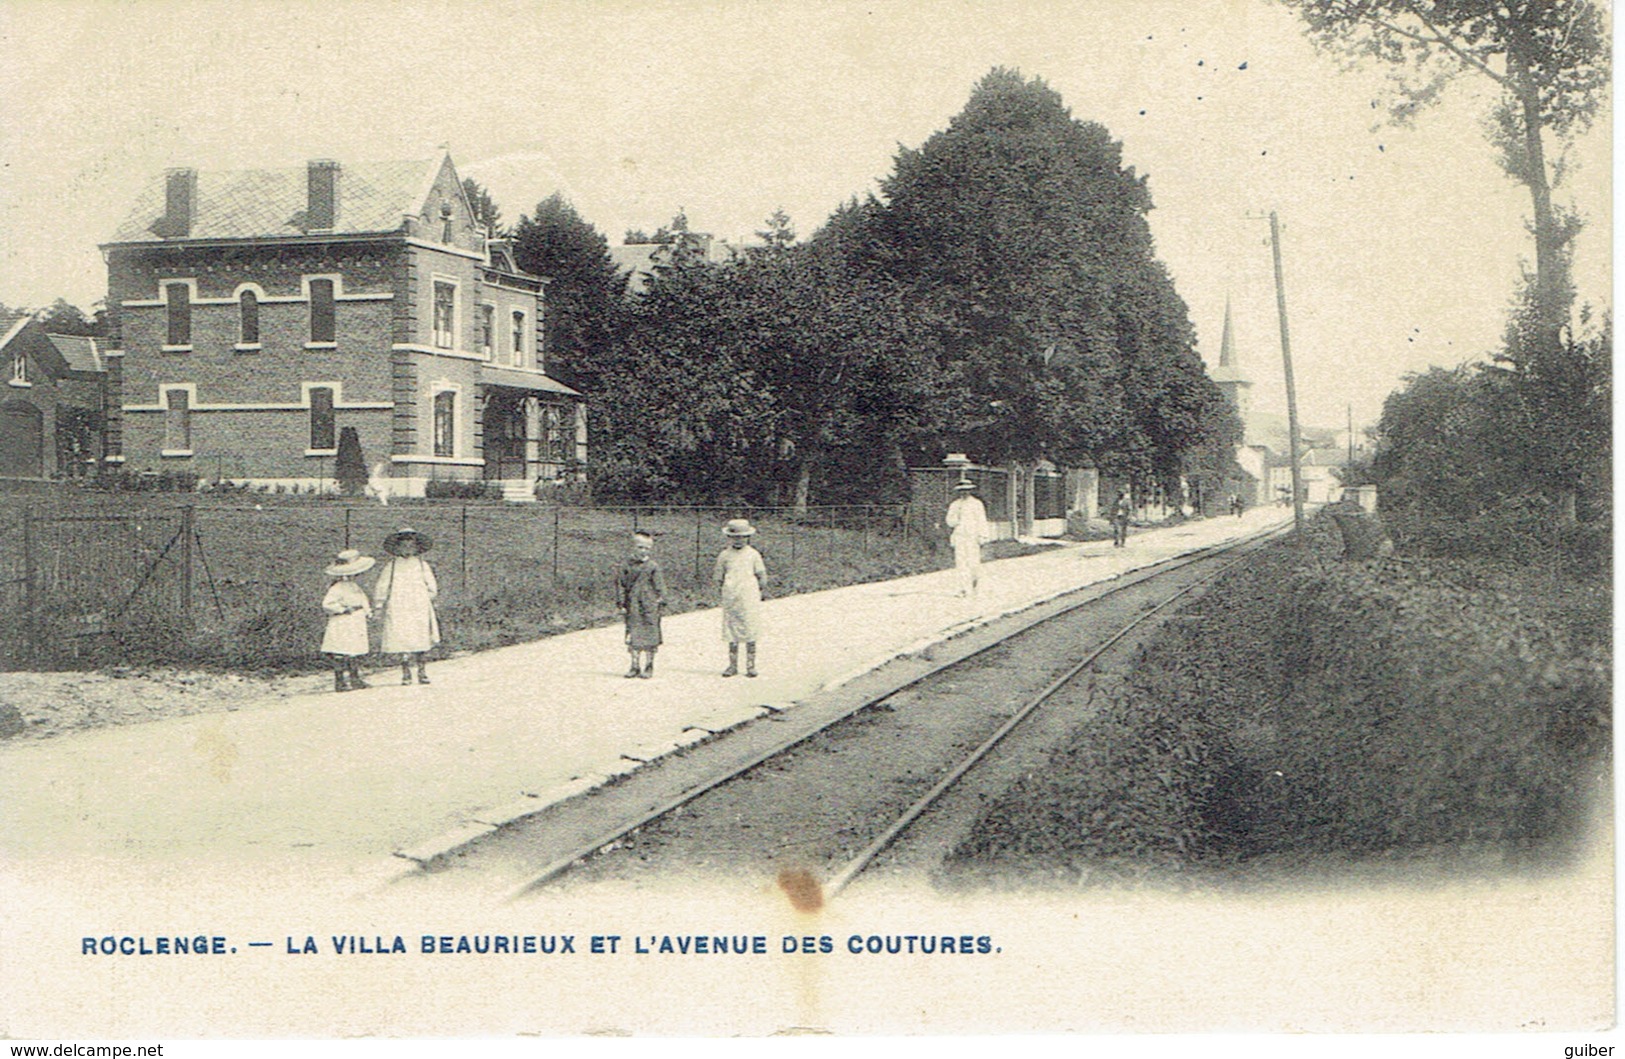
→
(307, 160, 340, 230)
(163, 168, 197, 238)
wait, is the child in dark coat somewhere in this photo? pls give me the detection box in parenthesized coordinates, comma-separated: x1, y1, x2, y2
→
(615, 532, 667, 679)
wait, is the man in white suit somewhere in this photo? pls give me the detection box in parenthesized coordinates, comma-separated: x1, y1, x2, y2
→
(945, 478, 990, 598)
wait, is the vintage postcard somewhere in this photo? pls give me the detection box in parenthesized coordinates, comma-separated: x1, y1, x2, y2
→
(0, 0, 1612, 1048)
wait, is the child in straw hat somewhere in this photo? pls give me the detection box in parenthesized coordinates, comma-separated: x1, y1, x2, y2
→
(320, 548, 375, 692)
(713, 518, 767, 677)
(374, 527, 440, 685)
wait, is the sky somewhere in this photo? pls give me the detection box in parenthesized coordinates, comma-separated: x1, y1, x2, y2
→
(0, 0, 1610, 436)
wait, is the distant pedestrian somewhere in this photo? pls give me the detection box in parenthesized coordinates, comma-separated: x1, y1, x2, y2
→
(374, 527, 439, 685)
(1231, 494, 1244, 518)
(714, 518, 767, 678)
(616, 531, 667, 679)
(945, 479, 990, 597)
(320, 548, 375, 693)
(1111, 490, 1132, 548)
(364, 460, 391, 506)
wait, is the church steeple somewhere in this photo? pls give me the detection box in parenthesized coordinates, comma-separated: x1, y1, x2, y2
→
(1219, 296, 1237, 369)
(1211, 295, 1252, 439)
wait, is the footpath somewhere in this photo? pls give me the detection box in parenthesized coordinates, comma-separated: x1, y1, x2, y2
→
(0, 507, 1290, 891)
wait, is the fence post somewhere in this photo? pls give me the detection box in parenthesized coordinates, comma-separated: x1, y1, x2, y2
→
(22, 504, 36, 665)
(179, 505, 195, 629)
(552, 506, 560, 583)
(460, 504, 469, 594)
(344, 506, 352, 549)
(693, 508, 702, 582)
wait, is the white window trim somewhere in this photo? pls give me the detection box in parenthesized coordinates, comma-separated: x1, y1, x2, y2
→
(430, 275, 460, 350)
(10, 352, 28, 386)
(123, 381, 390, 413)
(390, 454, 485, 467)
(161, 383, 195, 456)
(429, 380, 462, 459)
(122, 276, 391, 308)
(234, 343, 263, 353)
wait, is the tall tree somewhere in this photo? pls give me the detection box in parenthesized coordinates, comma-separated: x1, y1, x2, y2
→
(1278, 1, 1608, 366)
(858, 67, 1227, 494)
(461, 178, 505, 237)
(511, 193, 626, 390)
(35, 298, 105, 336)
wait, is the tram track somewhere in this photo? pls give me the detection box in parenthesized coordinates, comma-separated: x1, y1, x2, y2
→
(397, 523, 1288, 903)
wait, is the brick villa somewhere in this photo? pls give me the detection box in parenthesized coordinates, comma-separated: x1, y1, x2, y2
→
(101, 154, 585, 496)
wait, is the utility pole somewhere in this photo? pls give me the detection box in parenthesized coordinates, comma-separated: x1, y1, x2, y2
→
(1347, 403, 1355, 467)
(1269, 211, 1306, 541)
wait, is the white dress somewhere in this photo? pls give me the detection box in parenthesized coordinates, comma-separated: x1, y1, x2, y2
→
(319, 580, 371, 657)
(373, 556, 441, 654)
(946, 495, 989, 569)
(714, 545, 766, 643)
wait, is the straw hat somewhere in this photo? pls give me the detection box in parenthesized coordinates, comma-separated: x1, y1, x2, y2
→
(324, 548, 376, 577)
(953, 479, 977, 491)
(721, 518, 757, 537)
(383, 527, 434, 556)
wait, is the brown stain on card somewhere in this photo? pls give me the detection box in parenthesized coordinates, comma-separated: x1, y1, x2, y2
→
(776, 867, 824, 912)
(192, 722, 239, 783)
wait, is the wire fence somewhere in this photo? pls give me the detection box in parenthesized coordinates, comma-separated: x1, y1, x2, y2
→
(0, 496, 936, 670)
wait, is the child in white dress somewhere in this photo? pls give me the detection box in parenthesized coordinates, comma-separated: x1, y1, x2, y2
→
(320, 548, 375, 692)
(374, 527, 440, 685)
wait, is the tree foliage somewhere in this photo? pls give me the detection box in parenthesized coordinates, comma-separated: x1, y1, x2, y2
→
(461, 178, 505, 237)
(1280, 1, 1610, 522)
(35, 298, 106, 336)
(1373, 316, 1610, 552)
(514, 70, 1237, 508)
(511, 193, 626, 391)
(1279, 2, 1608, 352)
(850, 68, 1233, 495)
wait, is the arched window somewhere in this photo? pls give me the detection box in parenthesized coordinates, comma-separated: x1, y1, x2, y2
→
(239, 290, 259, 346)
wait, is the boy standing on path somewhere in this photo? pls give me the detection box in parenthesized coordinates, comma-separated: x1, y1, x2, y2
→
(1111, 490, 1132, 548)
(714, 518, 766, 678)
(945, 479, 990, 598)
(616, 532, 667, 679)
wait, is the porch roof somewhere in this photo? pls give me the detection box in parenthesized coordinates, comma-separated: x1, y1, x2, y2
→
(478, 365, 581, 398)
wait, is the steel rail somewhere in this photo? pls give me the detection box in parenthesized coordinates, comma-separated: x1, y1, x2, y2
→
(505, 522, 1286, 902)
(822, 535, 1273, 898)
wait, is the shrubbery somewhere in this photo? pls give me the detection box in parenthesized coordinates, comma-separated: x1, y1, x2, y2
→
(950, 514, 1611, 882)
(424, 480, 498, 500)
